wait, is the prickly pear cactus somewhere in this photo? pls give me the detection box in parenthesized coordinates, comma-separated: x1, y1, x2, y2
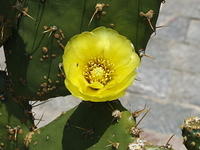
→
(28, 100, 173, 150)
(182, 116, 200, 150)
(2, 0, 162, 101)
(0, 0, 172, 150)
(0, 71, 34, 150)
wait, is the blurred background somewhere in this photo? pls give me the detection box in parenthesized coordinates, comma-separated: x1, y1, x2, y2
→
(1, 1, 200, 150)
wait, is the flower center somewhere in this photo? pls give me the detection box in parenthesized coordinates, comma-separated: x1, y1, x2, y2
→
(90, 67, 105, 79)
(83, 57, 114, 87)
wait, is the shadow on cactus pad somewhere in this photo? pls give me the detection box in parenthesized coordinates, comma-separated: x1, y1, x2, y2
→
(62, 101, 129, 150)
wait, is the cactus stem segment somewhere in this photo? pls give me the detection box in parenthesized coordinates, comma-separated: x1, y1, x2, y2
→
(88, 3, 109, 26)
(140, 10, 155, 32)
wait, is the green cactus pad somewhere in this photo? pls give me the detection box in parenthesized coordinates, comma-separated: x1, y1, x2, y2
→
(182, 116, 200, 150)
(3, 0, 162, 101)
(29, 100, 173, 150)
(0, 71, 34, 150)
(0, 100, 34, 150)
(82, 0, 162, 51)
(29, 100, 133, 150)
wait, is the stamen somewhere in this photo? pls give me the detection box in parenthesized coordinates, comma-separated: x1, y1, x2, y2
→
(83, 57, 114, 86)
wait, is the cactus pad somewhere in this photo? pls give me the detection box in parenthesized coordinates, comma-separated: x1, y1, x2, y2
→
(3, 0, 162, 101)
(29, 100, 173, 150)
(182, 116, 200, 150)
(0, 71, 34, 150)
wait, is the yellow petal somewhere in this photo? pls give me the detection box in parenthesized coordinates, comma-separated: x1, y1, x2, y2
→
(92, 27, 138, 67)
(88, 82, 104, 89)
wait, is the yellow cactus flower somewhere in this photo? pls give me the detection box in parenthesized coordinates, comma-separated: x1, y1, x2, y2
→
(63, 27, 140, 102)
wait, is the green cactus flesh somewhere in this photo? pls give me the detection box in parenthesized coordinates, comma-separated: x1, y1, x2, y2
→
(0, 0, 17, 47)
(29, 100, 172, 150)
(182, 116, 200, 150)
(3, 0, 162, 101)
(0, 71, 34, 150)
(0, 100, 34, 150)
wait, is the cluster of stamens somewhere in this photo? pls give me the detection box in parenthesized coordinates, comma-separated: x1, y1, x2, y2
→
(83, 57, 114, 85)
